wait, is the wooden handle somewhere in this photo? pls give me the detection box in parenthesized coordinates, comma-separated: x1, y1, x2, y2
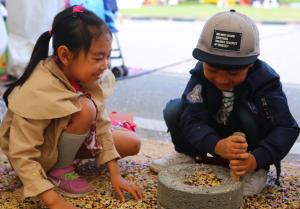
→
(233, 132, 246, 138)
(230, 132, 246, 182)
(230, 170, 240, 182)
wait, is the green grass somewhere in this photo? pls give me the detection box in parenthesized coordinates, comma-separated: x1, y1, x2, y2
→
(120, 4, 300, 22)
(280, 0, 300, 4)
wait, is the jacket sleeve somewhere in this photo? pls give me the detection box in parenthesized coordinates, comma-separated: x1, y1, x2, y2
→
(95, 106, 120, 165)
(180, 72, 221, 155)
(252, 78, 300, 169)
(8, 114, 54, 198)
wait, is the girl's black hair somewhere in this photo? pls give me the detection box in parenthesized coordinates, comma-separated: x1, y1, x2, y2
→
(3, 6, 111, 105)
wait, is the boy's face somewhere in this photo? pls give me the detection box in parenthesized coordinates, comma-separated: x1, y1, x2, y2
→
(203, 63, 251, 91)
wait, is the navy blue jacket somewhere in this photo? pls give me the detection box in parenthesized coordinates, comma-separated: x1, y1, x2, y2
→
(180, 60, 299, 170)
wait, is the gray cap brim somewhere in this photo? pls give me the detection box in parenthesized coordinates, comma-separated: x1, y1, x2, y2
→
(193, 48, 258, 67)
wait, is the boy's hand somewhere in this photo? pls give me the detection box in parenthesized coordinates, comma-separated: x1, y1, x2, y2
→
(110, 174, 144, 202)
(215, 135, 248, 160)
(39, 189, 78, 209)
(229, 153, 257, 176)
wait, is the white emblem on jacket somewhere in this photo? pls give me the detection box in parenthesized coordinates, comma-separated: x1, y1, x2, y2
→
(187, 84, 203, 103)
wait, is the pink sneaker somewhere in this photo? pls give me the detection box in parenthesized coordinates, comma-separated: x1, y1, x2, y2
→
(48, 166, 92, 198)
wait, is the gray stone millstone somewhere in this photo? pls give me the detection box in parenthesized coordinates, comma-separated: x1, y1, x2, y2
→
(157, 163, 243, 209)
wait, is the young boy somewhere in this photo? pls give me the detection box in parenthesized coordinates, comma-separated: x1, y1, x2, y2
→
(150, 10, 299, 196)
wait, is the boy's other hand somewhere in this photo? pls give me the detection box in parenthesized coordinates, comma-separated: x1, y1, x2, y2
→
(229, 153, 257, 176)
(214, 135, 248, 160)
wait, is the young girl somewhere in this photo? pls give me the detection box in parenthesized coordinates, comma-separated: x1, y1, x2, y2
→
(0, 5, 143, 209)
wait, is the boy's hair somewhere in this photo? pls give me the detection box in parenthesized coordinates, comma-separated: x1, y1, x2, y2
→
(206, 62, 251, 71)
(3, 5, 111, 105)
(193, 10, 259, 69)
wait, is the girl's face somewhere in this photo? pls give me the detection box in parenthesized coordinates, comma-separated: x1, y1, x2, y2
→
(203, 63, 251, 91)
(64, 32, 112, 85)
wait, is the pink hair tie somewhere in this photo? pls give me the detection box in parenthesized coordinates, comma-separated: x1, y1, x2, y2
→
(48, 30, 52, 36)
(72, 5, 85, 13)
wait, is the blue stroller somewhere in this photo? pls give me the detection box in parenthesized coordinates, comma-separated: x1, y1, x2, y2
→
(67, 0, 128, 78)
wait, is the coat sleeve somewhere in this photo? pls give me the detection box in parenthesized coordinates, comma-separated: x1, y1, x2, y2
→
(180, 71, 221, 155)
(8, 114, 54, 198)
(95, 106, 120, 165)
(252, 78, 300, 169)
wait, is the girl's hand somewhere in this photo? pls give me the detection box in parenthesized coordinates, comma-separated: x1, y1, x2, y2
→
(39, 189, 78, 209)
(229, 153, 257, 176)
(110, 174, 144, 202)
(107, 159, 143, 202)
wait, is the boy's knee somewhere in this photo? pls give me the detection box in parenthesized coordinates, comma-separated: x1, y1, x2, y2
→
(164, 98, 182, 123)
(67, 97, 97, 134)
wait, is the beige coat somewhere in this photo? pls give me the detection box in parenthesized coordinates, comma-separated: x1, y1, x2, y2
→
(0, 58, 120, 198)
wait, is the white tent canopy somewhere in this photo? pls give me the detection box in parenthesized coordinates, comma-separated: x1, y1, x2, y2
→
(6, 0, 65, 77)
(0, 3, 7, 56)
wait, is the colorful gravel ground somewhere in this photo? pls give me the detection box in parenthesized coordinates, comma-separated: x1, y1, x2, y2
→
(1, 140, 299, 209)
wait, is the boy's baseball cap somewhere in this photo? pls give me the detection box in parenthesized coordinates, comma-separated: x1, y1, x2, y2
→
(193, 10, 260, 68)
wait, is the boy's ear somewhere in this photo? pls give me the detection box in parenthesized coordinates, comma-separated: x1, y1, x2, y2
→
(57, 45, 73, 66)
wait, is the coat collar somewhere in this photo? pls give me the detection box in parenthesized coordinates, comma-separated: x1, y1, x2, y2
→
(45, 57, 77, 92)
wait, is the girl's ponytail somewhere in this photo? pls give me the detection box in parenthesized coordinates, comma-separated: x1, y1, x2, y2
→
(3, 31, 52, 106)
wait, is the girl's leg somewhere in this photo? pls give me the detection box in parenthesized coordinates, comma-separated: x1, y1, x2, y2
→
(65, 97, 96, 135)
(48, 97, 96, 197)
(75, 126, 141, 160)
(54, 97, 96, 168)
(112, 127, 141, 158)
(109, 111, 141, 158)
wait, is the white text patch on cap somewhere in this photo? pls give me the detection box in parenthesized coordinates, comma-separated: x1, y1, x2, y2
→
(211, 30, 242, 51)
